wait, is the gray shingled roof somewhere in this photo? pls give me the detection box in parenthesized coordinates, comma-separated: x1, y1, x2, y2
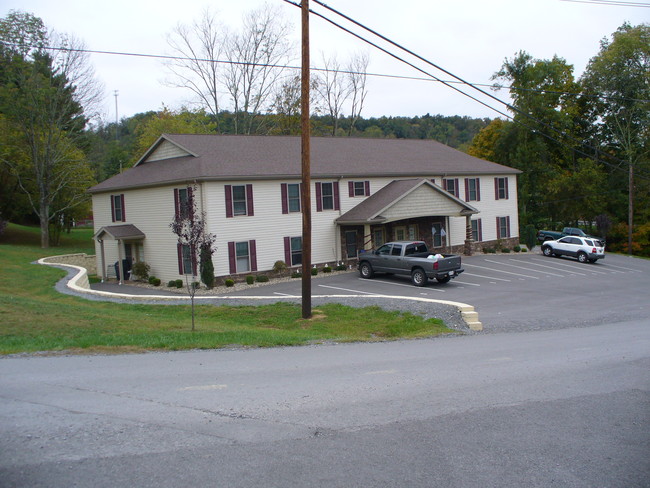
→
(89, 134, 520, 193)
(336, 179, 477, 224)
(93, 224, 146, 240)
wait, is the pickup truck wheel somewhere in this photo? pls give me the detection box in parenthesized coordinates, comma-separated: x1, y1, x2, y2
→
(577, 252, 588, 263)
(436, 276, 451, 284)
(411, 268, 427, 287)
(359, 262, 374, 278)
(542, 245, 554, 257)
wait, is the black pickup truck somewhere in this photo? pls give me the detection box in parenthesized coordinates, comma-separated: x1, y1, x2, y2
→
(358, 241, 464, 287)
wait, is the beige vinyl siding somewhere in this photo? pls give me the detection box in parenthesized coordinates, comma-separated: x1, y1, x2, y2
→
(383, 185, 466, 221)
(146, 141, 191, 162)
(92, 174, 519, 282)
(459, 175, 518, 241)
(93, 186, 203, 283)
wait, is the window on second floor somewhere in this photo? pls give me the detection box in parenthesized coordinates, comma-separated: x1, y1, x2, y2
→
(443, 178, 459, 198)
(111, 194, 125, 222)
(495, 177, 509, 200)
(174, 187, 193, 220)
(348, 181, 370, 197)
(465, 178, 480, 202)
(316, 181, 340, 212)
(225, 184, 254, 218)
(281, 183, 301, 214)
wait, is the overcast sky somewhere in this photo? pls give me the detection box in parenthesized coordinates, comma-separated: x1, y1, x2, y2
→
(2, 0, 648, 124)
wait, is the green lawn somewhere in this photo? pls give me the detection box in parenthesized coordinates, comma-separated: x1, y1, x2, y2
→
(0, 224, 456, 355)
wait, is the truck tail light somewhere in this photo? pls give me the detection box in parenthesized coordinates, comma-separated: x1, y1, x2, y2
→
(433, 261, 439, 270)
(592, 248, 597, 253)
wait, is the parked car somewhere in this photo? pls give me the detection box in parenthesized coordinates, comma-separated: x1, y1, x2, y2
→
(358, 241, 464, 286)
(541, 236, 605, 263)
(537, 227, 605, 246)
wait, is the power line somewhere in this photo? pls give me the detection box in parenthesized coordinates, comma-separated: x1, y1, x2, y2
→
(302, 0, 649, 180)
(560, 0, 650, 7)
(0, 39, 645, 105)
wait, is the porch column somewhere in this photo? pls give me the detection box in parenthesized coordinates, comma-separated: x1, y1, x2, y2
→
(117, 239, 124, 285)
(464, 215, 473, 256)
(364, 224, 372, 250)
(99, 239, 106, 282)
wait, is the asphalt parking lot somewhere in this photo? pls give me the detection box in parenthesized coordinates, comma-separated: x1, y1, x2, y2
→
(224, 251, 650, 333)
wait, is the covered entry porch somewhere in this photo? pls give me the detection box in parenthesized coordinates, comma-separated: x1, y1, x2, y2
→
(336, 179, 478, 261)
(93, 224, 146, 284)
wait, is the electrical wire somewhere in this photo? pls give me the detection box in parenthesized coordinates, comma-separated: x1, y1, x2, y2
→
(0, 39, 645, 105)
(560, 0, 650, 7)
(300, 0, 649, 180)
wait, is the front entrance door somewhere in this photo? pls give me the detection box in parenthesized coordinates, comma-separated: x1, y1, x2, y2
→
(345, 231, 358, 259)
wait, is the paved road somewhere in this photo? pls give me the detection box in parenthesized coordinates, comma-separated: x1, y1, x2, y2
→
(1, 319, 649, 487)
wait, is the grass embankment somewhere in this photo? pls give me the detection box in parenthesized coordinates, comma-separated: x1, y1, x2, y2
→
(0, 224, 455, 355)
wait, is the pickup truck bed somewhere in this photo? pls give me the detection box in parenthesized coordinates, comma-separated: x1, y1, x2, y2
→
(358, 241, 464, 287)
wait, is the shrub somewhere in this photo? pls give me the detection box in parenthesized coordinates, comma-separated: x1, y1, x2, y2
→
(521, 247, 528, 252)
(192, 281, 200, 290)
(175, 279, 183, 288)
(311, 267, 318, 276)
(488, 248, 497, 254)
(272, 260, 287, 274)
(291, 271, 302, 278)
(151, 277, 161, 286)
(167, 280, 177, 287)
(225, 279, 235, 287)
(322, 265, 332, 273)
(522, 224, 537, 250)
(335, 264, 347, 271)
(148, 276, 157, 284)
(501, 248, 511, 253)
(246, 275, 255, 285)
(513, 245, 521, 253)
(255, 275, 269, 283)
(131, 261, 150, 281)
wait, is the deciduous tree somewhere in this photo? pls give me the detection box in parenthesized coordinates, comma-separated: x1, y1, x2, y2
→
(0, 10, 102, 247)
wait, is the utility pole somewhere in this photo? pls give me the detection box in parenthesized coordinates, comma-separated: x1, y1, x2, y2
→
(300, 0, 312, 319)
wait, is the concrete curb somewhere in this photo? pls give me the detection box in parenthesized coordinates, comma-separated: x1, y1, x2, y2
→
(38, 257, 483, 331)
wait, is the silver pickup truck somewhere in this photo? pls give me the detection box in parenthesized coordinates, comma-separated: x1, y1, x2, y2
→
(358, 241, 464, 286)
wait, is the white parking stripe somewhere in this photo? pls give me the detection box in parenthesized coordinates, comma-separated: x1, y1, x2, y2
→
(354, 279, 446, 293)
(464, 263, 539, 279)
(528, 258, 589, 276)
(451, 280, 481, 286)
(464, 272, 511, 282)
(601, 263, 643, 273)
(536, 260, 610, 275)
(273, 292, 298, 297)
(485, 258, 565, 277)
(320, 284, 378, 295)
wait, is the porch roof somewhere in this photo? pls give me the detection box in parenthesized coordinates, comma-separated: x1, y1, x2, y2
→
(335, 179, 478, 225)
(93, 224, 146, 241)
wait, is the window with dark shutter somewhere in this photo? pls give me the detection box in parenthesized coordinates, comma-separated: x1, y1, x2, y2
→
(282, 183, 301, 214)
(111, 194, 125, 222)
(495, 177, 509, 200)
(226, 184, 253, 217)
(465, 178, 480, 202)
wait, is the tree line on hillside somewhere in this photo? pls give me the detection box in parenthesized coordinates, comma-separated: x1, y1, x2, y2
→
(467, 22, 649, 254)
(0, 6, 647, 255)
